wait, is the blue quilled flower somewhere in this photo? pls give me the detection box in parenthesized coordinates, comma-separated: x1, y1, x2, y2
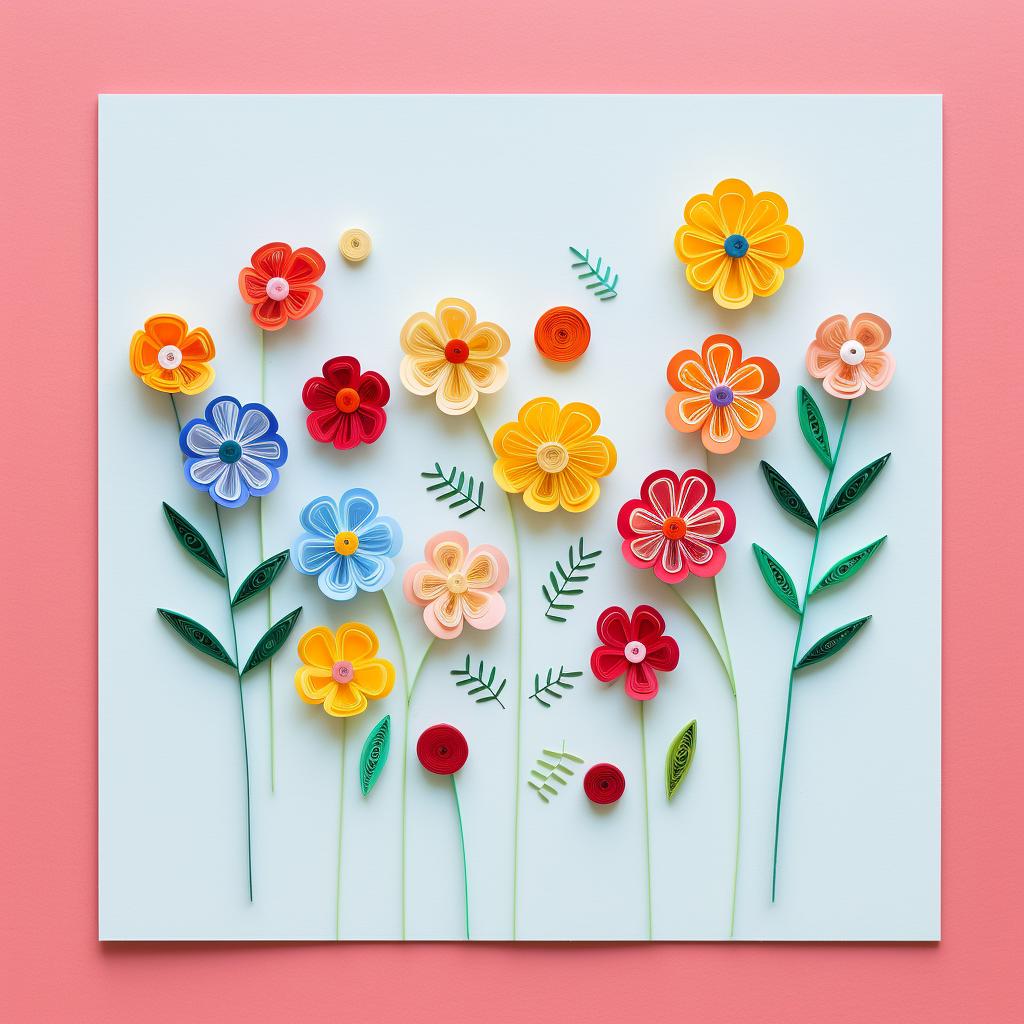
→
(292, 488, 402, 600)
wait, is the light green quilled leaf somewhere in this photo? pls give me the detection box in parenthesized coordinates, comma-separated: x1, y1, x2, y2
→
(760, 461, 816, 528)
(665, 720, 697, 800)
(157, 608, 234, 667)
(241, 607, 302, 676)
(795, 616, 871, 670)
(162, 502, 224, 577)
(797, 386, 832, 468)
(823, 454, 891, 521)
(359, 715, 391, 796)
(231, 550, 289, 607)
(752, 543, 801, 613)
(812, 537, 887, 594)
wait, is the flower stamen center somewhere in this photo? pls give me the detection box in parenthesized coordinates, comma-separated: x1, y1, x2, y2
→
(331, 660, 355, 683)
(447, 571, 469, 594)
(335, 387, 361, 413)
(444, 339, 469, 363)
(218, 440, 242, 464)
(266, 276, 290, 301)
(662, 516, 687, 539)
(724, 234, 749, 258)
(624, 641, 647, 664)
(157, 344, 183, 370)
(333, 531, 360, 555)
(536, 441, 570, 473)
(840, 339, 866, 365)
(709, 384, 734, 407)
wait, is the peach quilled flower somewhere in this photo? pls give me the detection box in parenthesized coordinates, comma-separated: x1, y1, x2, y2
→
(129, 313, 216, 395)
(806, 313, 895, 400)
(295, 622, 395, 718)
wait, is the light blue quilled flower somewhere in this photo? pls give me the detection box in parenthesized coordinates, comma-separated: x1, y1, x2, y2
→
(180, 396, 288, 508)
(292, 488, 403, 601)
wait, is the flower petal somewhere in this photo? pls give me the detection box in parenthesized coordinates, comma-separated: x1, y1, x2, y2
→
(349, 552, 393, 592)
(816, 315, 851, 352)
(596, 606, 631, 647)
(399, 353, 448, 395)
(861, 351, 895, 392)
(461, 590, 506, 630)
(184, 422, 224, 456)
(624, 662, 659, 701)
(250, 242, 291, 278)
(437, 362, 478, 414)
(339, 622, 378, 663)
(426, 532, 469, 573)
(188, 456, 227, 485)
(237, 454, 273, 491)
(143, 313, 188, 346)
(702, 406, 740, 454)
(464, 546, 509, 591)
(352, 660, 395, 699)
(591, 645, 628, 683)
(712, 258, 753, 309)
(339, 488, 380, 534)
(645, 635, 680, 672)
(209, 397, 241, 441)
(324, 684, 367, 718)
(300, 496, 340, 538)
(435, 297, 477, 341)
(557, 465, 600, 513)
(702, 335, 739, 385)
(631, 605, 667, 646)
(728, 356, 779, 399)
(296, 667, 335, 704)
(356, 517, 401, 556)
(356, 370, 390, 406)
(493, 456, 543, 495)
(556, 402, 601, 447)
(319, 554, 358, 601)
(283, 285, 323, 321)
(730, 396, 775, 439)
(292, 535, 338, 575)
(666, 349, 714, 394)
(519, 396, 560, 444)
(851, 313, 892, 352)
(298, 625, 338, 669)
(212, 464, 245, 506)
(283, 246, 326, 285)
(523, 469, 559, 512)
(400, 313, 445, 358)
(567, 436, 616, 478)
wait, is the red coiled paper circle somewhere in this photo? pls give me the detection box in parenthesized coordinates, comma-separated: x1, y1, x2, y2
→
(534, 306, 591, 362)
(584, 762, 625, 804)
(416, 723, 469, 775)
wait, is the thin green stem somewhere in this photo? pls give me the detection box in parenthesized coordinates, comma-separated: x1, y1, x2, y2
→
(214, 503, 254, 902)
(451, 775, 470, 940)
(169, 393, 183, 432)
(640, 702, 653, 940)
(335, 720, 346, 940)
(257, 327, 276, 794)
(771, 400, 852, 902)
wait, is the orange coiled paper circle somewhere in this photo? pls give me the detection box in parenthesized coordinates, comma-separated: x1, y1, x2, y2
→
(417, 723, 469, 775)
(534, 306, 591, 362)
(584, 762, 625, 804)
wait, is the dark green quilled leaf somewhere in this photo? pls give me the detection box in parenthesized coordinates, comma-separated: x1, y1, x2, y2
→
(359, 715, 391, 796)
(760, 461, 816, 528)
(812, 537, 887, 594)
(665, 720, 697, 800)
(797, 386, 832, 468)
(241, 607, 302, 676)
(752, 543, 801, 613)
(823, 454, 891, 521)
(231, 550, 289, 607)
(162, 502, 224, 577)
(157, 608, 234, 667)
(795, 616, 871, 670)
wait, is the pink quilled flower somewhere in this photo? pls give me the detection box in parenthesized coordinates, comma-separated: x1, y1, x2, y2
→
(591, 605, 680, 701)
(617, 468, 735, 583)
(403, 531, 509, 640)
(805, 312, 895, 400)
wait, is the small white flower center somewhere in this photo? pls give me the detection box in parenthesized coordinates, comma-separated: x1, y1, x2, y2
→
(266, 276, 290, 301)
(624, 641, 647, 664)
(447, 571, 469, 595)
(157, 344, 183, 369)
(840, 340, 866, 366)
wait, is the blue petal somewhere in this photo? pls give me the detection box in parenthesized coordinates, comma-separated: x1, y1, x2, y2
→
(300, 496, 340, 538)
(292, 535, 337, 576)
(319, 554, 358, 601)
(356, 516, 403, 557)
(339, 488, 379, 533)
(349, 552, 394, 592)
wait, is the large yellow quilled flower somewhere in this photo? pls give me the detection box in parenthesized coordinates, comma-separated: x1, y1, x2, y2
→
(399, 297, 510, 415)
(295, 622, 395, 718)
(492, 397, 616, 513)
(674, 178, 804, 309)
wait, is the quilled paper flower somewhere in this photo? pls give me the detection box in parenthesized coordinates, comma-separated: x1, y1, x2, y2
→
(806, 313, 895, 400)
(591, 605, 679, 701)
(492, 397, 616, 514)
(399, 297, 510, 415)
(666, 334, 780, 454)
(403, 531, 508, 640)
(129, 313, 216, 395)
(295, 622, 395, 718)
(674, 178, 803, 309)
(292, 488, 402, 601)
(534, 306, 590, 362)
(618, 469, 735, 583)
(302, 355, 390, 449)
(179, 396, 287, 508)
(584, 763, 625, 804)
(238, 242, 326, 330)
(417, 723, 469, 775)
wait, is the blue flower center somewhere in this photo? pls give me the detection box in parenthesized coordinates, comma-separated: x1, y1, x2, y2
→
(709, 385, 734, 407)
(723, 234, 749, 258)
(219, 440, 242, 464)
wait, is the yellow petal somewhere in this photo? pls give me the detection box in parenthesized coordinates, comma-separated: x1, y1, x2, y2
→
(494, 456, 542, 495)
(297, 626, 338, 670)
(557, 465, 600, 513)
(296, 666, 336, 704)
(353, 659, 395, 699)
(338, 622, 378, 663)
(324, 684, 368, 718)
(712, 258, 753, 309)
(437, 363, 478, 415)
(400, 312, 445, 357)
(556, 402, 600, 446)
(523, 470, 560, 512)
(567, 436, 616, 478)
(713, 178, 754, 234)
(435, 297, 477, 341)
(519, 396, 560, 444)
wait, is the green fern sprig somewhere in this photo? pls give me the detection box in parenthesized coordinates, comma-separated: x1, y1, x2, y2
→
(450, 654, 507, 709)
(420, 462, 485, 518)
(569, 246, 618, 300)
(542, 536, 602, 622)
(529, 666, 583, 708)
(528, 742, 585, 803)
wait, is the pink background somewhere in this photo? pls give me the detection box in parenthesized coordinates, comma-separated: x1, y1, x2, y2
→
(1, 0, 1020, 1019)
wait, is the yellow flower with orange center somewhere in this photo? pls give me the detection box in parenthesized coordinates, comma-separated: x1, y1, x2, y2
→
(295, 622, 395, 718)
(674, 178, 803, 309)
(492, 397, 616, 513)
(129, 313, 216, 395)
(399, 297, 510, 415)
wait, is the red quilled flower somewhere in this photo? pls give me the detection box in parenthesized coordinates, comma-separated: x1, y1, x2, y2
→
(617, 468, 735, 583)
(590, 605, 679, 701)
(302, 355, 390, 449)
(584, 763, 626, 804)
(417, 723, 469, 775)
(238, 242, 326, 330)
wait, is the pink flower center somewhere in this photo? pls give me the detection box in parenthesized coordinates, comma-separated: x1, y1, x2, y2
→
(266, 276, 290, 301)
(624, 641, 647, 664)
(331, 660, 355, 683)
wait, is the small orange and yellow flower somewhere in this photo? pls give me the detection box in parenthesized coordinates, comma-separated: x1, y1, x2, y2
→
(674, 178, 803, 309)
(129, 313, 216, 395)
(399, 297, 510, 415)
(492, 397, 616, 513)
(295, 622, 395, 718)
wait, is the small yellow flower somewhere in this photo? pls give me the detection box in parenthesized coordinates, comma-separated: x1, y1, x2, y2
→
(129, 313, 216, 395)
(295, 622, 395, 718)
(399, 297, 510, 415)
(674, 178, 803, 309)
(492, 397, 616, 513)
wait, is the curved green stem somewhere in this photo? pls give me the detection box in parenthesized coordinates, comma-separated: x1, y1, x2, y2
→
(169, 394, 182, 432)
(771, 400, 852, 902)
(214, 503, 254, 902)
(335, 720, 346, 940)
(451, 775, 470, 940)
(640, 702, 653, 940)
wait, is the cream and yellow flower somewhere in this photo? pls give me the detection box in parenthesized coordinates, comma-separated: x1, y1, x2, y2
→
(399, 297, 510, 415)
(492, 397, 616, 513)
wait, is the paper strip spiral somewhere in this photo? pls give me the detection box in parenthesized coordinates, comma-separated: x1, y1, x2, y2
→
(584, 762, 625, 804)
(534, 306, 591, 362)
(417, 723, 468, 775)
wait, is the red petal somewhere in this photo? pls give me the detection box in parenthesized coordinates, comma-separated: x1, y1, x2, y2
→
(252, 297, 287, 330)
(631, 605, 667, 645)
(355, 405, 387, 445)
(595, 606, 631, 647)
(302, 377, 337, 410)
(306, 407, 343, 444)
(645, 634, 680, 671)
(624, 662, 659, 700)
(357, 370, 390, 407)
(591, 645, 628, 682)
(238, 267, 269, 303)
(284, 246, 327, 285)
(250, 242, 292, 278)
(323, 355, 360, 390)
(284, 285, 323, 321)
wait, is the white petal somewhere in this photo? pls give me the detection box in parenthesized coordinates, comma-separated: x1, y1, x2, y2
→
(190, 457, 227, 485)
(211, 398, 240, 440)
(185, 423, 224, 455)
(237, 407, 271, 444)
